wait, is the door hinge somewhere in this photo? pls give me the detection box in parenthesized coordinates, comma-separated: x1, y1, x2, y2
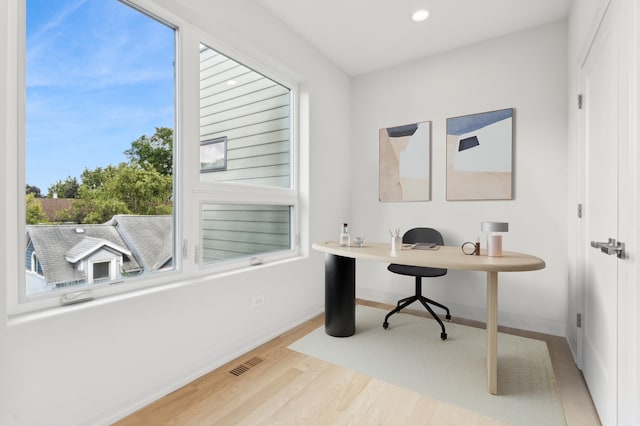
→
(578, 94, 583, 109)
(577, 313, 582, 328)
(577, 203, 583, 218)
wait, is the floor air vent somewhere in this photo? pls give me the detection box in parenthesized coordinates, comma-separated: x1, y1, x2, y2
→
(229, 357, 263, 376)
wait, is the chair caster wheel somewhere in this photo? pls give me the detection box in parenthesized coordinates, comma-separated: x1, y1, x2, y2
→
(383, 322, 389, 329)
(441, 332, 447, 340)
(445, 314, 452, 322)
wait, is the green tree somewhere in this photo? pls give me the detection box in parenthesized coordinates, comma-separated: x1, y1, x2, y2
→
(26, 184, 42, 198)
(54, 196, 131, 224)
(46, 128, 174, 224)
(106, 164, 173, 215)
(124, 127, 173, 175)
(26, 193, 47, 224)
(59, 198, 131, 224)
(80, 165, 120, 191)
(47, 176, 80, 198)
(59, 163, 172, 223)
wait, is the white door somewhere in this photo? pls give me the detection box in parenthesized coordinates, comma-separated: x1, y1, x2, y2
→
(580, 2, 621, 424)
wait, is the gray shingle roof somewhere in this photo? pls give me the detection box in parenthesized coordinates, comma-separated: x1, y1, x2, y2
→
(27, 224, 141, 285)
(26, 215, 172, 285)
(65, 236, 132, 263)
(108, 215, 173, 270)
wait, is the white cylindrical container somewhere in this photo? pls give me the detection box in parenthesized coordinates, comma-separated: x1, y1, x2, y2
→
(390, 236, 401, 256)
(487, 234, 503, 257)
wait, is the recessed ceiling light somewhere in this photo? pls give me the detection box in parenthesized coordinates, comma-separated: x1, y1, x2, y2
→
(411, 9, 429, 22)
(226, 79, 237, 85)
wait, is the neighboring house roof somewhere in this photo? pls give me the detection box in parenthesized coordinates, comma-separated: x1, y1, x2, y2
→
(27, 223, 142, 285)
(26, 215, 172, 286)
(65, 236, 132, 263)
(107, 215, 173, 270)
(38, 198, 74, 222)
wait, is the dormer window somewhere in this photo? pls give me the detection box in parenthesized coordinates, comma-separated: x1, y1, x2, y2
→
(90, 260, 114, 283)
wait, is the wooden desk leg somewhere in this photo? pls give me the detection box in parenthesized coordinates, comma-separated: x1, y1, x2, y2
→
(487, 271, 498, 395)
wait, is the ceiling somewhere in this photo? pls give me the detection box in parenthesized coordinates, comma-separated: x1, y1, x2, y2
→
(253, 0, 574, 76)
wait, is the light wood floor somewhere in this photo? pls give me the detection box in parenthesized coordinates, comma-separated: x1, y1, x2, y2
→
(116, 299, 601, 425)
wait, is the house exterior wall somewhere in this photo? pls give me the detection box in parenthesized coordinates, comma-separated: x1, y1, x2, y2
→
(201, 204, 290, 262)
(25, 243, 36, 273)
(84, 247, 122, 283)
(198, 46, 293, 262)
(199, 47, 291, 187)
(25, 243, 49, 294)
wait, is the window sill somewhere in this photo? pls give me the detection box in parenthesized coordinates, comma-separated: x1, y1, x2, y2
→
(7, 252, 308, 326)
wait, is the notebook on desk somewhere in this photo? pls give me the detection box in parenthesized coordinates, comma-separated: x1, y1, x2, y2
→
(409, 243, 440, 250)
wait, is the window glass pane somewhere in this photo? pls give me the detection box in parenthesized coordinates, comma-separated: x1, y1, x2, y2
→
(201, 204, 291, 264)
(199, 44, 291, 188)
(92, 262, 110, 281)
(25, 0, 176, 297)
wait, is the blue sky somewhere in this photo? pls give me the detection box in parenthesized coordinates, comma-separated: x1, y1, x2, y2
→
(26, 0, 175, 192)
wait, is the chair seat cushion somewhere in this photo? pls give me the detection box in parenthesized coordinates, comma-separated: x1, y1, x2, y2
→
(388, 263, 447, 278)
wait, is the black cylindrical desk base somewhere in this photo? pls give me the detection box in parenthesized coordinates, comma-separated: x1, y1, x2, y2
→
(324, 253, 356, 337)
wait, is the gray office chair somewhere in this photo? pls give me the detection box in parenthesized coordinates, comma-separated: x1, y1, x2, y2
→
(383, 227, 451, 340)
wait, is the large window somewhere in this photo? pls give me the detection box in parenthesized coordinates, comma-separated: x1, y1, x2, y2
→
(198, 44, 295, 266)
(14, 0, 298, 311)
(24, 0, 176, 299)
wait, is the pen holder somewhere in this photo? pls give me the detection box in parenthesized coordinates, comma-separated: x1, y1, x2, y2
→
(390, 236, 402, 256)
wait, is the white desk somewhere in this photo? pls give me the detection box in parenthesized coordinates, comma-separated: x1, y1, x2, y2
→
(312, 241, 545, 395)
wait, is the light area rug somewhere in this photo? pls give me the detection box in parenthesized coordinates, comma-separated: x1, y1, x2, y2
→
(289, 305, 566, 426)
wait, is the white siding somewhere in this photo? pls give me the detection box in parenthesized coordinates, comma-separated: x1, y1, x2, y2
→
(198, 45, 293, 263)
(201, 204, 290, 262)
(199, 46, 291, 186)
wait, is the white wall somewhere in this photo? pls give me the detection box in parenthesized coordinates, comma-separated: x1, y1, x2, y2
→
(350, 21, 569, 335)
(0, 1, 351, 424)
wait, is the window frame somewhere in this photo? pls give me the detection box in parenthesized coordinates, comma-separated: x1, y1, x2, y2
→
(199, 137, 228, 172)
(189, 29, 300, 273)
(89, 259, 114, 284)
(30, 252, 40, 274)
(7, 0, 301, 316)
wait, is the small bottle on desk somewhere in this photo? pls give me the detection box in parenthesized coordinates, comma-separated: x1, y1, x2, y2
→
(339, 223, 350, 247)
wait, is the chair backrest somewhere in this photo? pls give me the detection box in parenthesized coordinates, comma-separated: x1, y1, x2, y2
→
(402, 227, 444, 246)
(388, 227, 447, 277)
